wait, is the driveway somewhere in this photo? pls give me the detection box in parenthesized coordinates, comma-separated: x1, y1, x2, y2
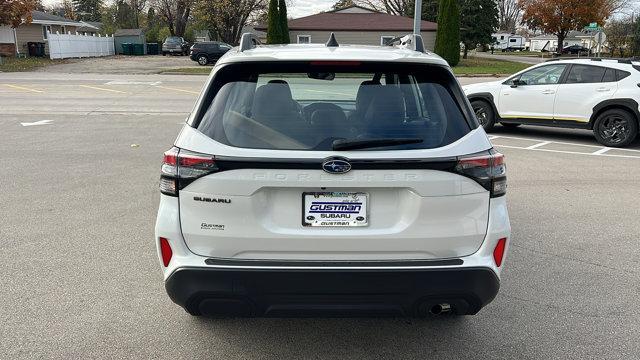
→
(37, 55, 202, 74)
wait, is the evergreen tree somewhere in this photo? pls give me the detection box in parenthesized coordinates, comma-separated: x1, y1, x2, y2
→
(407, 0, 439, 23)
(459, 0, 498, 58)
(73, 0, 103, 22)
(266, 0, 280, 44)
(634, 19, 640, 56)
(278, 0, 290, 44)
(434, 0, 460, 66)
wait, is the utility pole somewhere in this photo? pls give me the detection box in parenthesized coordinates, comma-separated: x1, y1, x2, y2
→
(413, 0, 423, 35)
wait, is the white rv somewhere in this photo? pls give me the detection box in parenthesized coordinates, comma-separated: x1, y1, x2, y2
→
(491, 33, 526, 52)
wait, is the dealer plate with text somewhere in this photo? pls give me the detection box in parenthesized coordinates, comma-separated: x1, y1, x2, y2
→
(303, 192, 368, 227)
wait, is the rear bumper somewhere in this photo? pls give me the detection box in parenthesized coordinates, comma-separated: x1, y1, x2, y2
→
(165, 266, 500, 317)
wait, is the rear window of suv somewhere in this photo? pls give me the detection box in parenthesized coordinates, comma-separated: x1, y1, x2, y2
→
(193, 62, 474, 151)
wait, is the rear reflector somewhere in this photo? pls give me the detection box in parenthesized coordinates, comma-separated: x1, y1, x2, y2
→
(493, 238, 507, 267)
(159, 237, 173, 267)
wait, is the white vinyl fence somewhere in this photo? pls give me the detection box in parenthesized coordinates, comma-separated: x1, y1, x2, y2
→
(48, 31, 115, 59)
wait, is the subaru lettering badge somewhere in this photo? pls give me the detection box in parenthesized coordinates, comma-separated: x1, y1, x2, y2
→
(322, 158, 352, 174)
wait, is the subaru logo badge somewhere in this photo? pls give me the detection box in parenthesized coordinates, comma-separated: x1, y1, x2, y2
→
(322, 158, 352, 174)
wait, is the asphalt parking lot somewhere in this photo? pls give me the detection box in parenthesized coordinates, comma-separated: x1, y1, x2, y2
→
(1, 72, 639, 359)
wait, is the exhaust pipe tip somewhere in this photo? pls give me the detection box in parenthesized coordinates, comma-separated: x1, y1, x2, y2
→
(429, 303, 451, 315)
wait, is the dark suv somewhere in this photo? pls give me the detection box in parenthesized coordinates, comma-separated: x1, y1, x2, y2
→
(189, 42, 232, 65)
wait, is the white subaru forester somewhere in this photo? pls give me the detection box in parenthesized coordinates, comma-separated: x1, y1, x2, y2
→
(155, 34, 511, 317)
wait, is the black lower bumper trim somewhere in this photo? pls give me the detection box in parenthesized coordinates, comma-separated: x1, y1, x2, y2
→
(165, 267, 499, 317)
(204, 258, 464, 267)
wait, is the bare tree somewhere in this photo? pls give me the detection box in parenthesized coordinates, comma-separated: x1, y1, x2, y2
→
(357, 0, 412, 16)
(605, 17, 634, 57)
(496, 0, 521, 32)
(194, 0, 266, 45)
(152, 0, 194, 36)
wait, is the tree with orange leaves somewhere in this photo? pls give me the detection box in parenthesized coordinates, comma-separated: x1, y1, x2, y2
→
(0, 0, 36, 27)
(521, 0, 619, 54)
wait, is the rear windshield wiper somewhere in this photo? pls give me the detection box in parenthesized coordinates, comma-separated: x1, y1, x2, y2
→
(332, 138, 423, 151)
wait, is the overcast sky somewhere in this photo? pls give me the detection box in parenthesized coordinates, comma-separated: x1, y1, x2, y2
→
(287, 0, 336, 18)
(39, 0, 338, 18)
(40, 0, 640, 20)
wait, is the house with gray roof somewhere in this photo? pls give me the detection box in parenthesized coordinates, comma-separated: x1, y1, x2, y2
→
(3, 10, 99, 56)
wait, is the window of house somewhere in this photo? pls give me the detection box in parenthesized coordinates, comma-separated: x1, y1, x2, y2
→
(297, 35, 311, 44)
(500, 35, 504, 40)
(380, 36, 395, 45)
(42, 25, 52, 40)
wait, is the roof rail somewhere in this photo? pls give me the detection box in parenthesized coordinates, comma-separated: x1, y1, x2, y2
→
(545, 56, 638, 65)
(385, 34, 425, 53)
(239, 33, 261, 52)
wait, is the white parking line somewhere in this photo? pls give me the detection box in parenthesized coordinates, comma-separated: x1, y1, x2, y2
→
(525, 141, 550, 149)
(591, 147, 612, 155)
(496, 144, 640, 159)
(493, 135, 640, 153)
(21, 120, 53, 127)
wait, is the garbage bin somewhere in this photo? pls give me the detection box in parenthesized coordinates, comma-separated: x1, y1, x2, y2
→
(37, 43, 45, 56)
(121, 43, 132, 55)
(133, 43, 144, 56)
(146, 43, 159, 55)
(27, 42, 45, 57)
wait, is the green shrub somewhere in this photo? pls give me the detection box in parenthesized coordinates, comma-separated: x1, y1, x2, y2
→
(434, 0, 461, 66)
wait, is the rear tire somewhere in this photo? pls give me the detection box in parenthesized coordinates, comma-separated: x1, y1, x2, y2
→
(593, 109, 638, 147)
(471, 99, 496, 132)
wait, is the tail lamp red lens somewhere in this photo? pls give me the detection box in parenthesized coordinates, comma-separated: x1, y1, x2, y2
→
(493, 238, 507, 267)
(160, 147, 218, 196)
(455, 151, 507, 197)
(159, 237, 173, 267)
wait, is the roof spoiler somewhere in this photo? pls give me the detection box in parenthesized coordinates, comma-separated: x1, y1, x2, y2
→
(239, 33, 261, 52)
(384, 34, 425, 53)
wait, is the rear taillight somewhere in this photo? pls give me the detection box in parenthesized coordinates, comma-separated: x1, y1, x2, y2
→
(455, 150, 506, 197)
(160, 146, 218, 196)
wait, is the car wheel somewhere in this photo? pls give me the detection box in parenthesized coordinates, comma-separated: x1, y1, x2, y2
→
(593, 109, 638, 147)
(197, 55, 208, 66)
(471, 100, 496, 131)
(162, 52, 166, 56)
(501, 123, 521, 129)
